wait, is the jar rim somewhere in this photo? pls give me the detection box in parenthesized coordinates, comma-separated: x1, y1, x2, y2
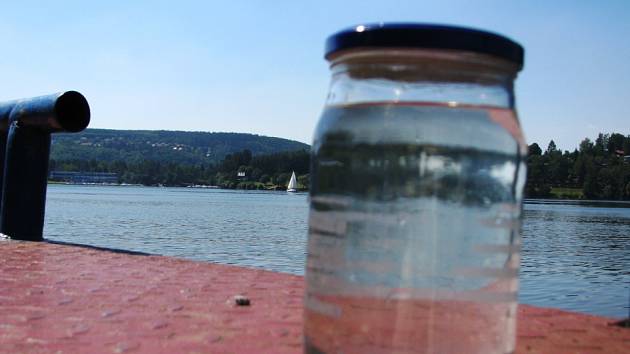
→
(325, 23, 524, 70)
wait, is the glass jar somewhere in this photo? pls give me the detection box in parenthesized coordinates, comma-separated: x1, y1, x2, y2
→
(304, 24, 526, 354)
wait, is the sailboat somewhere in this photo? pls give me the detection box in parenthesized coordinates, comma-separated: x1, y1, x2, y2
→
(287, 171, 298, 193)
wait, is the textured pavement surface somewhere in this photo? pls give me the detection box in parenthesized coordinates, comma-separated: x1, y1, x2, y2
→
(0, 240, 627, 353)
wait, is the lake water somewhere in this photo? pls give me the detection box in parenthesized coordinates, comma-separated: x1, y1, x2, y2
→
(43, 184, 629, 319)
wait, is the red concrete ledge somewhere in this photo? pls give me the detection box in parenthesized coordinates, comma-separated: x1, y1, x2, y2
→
(0, 240, 627, 353)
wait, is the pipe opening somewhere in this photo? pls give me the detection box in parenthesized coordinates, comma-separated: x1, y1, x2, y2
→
(54, 91, 90, 132)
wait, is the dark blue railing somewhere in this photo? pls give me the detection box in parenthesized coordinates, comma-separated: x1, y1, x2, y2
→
(0, 91, 90, 241)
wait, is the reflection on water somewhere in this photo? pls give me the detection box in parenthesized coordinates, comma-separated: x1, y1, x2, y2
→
(44, 185, 629, 318)
(45, 185, 309, 274)
(520, 200, 629, 318)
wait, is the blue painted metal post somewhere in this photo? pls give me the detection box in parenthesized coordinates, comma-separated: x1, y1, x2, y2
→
(0, 91, 90, 241)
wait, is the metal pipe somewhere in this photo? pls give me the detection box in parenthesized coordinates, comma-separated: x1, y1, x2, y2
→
(0, 91, 90, 241)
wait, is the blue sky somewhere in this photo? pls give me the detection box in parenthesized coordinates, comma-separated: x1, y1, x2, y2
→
(1, 1, 628, 150)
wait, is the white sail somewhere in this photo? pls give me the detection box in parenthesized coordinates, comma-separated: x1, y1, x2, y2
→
(287, 171, 298, 192)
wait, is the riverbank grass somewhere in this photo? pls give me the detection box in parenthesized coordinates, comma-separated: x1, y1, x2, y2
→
(550, 187, 583, 199)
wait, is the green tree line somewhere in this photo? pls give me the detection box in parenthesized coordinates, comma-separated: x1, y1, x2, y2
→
(51, 131, 630, 199)
(49, 149, 310, 190)
(526, 132, 630, 200)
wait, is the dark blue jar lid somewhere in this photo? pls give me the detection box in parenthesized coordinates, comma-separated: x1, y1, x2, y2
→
(325, 23, 524, 68)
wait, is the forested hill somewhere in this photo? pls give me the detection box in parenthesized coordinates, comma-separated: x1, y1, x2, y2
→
(527, 132, 630, 200)
(50, 129, 309, 165)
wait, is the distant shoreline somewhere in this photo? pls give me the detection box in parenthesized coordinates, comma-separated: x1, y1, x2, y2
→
(47, 181, 307, 192)
(48, 182, 630, 204)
